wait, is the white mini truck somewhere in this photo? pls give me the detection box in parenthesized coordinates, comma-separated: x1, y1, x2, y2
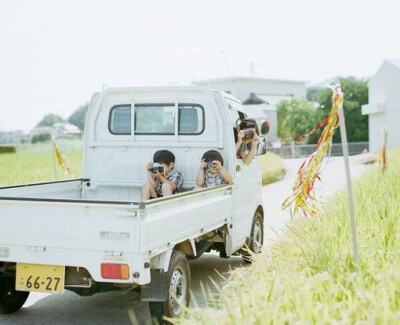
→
(0, 86, 266, 321)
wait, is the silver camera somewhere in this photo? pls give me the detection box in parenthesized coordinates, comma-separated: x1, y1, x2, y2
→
(152, 163, 164, 174)
(205, 161, 217, 170)
(243, 130, 255, 140)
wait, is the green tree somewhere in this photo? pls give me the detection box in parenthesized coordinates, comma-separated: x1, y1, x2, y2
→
(36, 114, 64, 127)
(68, 103, 88, 131)
(277, 98, 324, 144)
(306, 87, 322, 102)
(317, 77, 368, 143)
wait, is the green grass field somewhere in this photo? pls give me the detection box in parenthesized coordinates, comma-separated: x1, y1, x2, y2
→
(0, 142, 83, 186)
(177, 149, 400, 324)
(260, 152, 285, 185)
(0, 142, 282, 186)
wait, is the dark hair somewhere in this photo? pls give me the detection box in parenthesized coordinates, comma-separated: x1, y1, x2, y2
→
(153, 150, 175, 165)
(239, 118, 259, 135)
(202, 150, 224, 166)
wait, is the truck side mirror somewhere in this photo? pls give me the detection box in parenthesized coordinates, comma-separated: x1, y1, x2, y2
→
(257, 135, 267, 155)
(260, 120, 271, 135)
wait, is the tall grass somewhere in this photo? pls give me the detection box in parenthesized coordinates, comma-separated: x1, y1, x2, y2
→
(177, 148, 400, 324)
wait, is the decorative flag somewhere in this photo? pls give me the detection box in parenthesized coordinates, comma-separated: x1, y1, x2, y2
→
(378, 129, 388, 173)
(282, 85, 343, 217)
(52, 136, 73, 176)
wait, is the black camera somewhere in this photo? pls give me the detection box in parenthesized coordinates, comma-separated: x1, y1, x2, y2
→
(243, 129, 255, 140)
(152, 163, 164, 174)
(205, 161, 217, 170)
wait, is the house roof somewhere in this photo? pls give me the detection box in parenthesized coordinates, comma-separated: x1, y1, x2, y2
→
(387, 59, 400, 70)
(243, 94, 293, 106)
(193, 76, 308, 85)
(53, 122, 81, 134)
(242, 103, 275, 119)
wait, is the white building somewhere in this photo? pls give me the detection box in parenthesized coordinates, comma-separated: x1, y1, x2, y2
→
(53, 122, 81, 138)
(30, 123, 81, 139)
(0, 130, 25, 144)
(362, 59, 400, 153)
(193, 76, 307, 143)
(193, 76, 307, 102)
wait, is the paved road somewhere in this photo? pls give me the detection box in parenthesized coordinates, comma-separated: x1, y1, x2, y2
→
(263, 154, 373, 245)
(0, 155, 373, 325)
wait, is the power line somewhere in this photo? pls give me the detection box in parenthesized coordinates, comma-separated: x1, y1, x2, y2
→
(0, 0, 190, 48)
(0, 0, 147, 39)
(0, 94, 88, 106)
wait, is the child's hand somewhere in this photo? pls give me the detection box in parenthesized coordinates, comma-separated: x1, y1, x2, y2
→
(200, 159, 207, 169)
(237, 129, 244, 143)
(252, 133, 260, 145)
(146, 162, 153, 172)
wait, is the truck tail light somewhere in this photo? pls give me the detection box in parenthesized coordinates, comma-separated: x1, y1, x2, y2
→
(101, 263, 129, 279)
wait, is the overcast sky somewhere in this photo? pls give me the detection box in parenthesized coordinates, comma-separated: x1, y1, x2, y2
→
(1, 0, 399, 131)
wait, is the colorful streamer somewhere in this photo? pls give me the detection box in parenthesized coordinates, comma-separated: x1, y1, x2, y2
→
(296, 116, 329, 144)
(282, 85, 343, 217)
(378, 129, 388, 173)
(52, 137, 73, 176)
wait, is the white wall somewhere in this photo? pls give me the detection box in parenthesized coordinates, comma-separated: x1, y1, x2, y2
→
(364, 60, 400, 153)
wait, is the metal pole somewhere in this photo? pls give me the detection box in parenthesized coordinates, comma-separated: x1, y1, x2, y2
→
(336, 85, 359, 264)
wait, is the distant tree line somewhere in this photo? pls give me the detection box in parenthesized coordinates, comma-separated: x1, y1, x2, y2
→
(277, 77, 368, 144)
(36, 103, 89, 131)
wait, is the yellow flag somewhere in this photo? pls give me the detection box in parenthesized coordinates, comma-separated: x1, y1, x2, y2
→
(52, 137, 73, 176)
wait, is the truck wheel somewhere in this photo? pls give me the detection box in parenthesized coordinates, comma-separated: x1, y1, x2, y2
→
(149, 251, 191, 324)
(242, 211, 264, 263)
(0, 275, 30, 314)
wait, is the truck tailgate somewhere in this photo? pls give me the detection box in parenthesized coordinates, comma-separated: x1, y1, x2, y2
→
(0, 198, 141, 282)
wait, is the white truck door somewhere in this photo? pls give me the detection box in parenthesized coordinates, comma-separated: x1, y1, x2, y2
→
(227, 100, 259, 251)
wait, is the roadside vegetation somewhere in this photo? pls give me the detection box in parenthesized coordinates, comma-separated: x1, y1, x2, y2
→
(259, 152, 284, 185)
(0, 141, 282, 187)
(177, 149, 400, 324)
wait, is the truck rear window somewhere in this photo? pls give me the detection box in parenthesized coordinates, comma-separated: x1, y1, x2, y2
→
(109, 104, 204, 135)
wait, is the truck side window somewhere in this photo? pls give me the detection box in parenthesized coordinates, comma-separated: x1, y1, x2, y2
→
(109, 104, 204, 135)
(109, 105, 131, 135)
(178, 105, 204, 134)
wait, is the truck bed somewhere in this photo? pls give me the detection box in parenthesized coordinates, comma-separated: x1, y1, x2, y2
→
(0, 180, 233, 285)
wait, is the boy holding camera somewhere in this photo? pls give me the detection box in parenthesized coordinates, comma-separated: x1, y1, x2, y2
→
(235, 118, 260, 165)
(141, 150, 184, 200)
(196, 150, 232, 188)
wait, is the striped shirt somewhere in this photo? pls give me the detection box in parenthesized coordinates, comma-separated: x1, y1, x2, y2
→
(204, 171, 224, 188)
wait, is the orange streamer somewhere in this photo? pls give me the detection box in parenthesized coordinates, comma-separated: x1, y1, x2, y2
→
(378, 129, 388, 173)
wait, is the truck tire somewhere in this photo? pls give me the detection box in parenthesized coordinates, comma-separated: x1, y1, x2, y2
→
(149, 250, 191, 324)
(242, 211, 264, 263)
(0, 275, 30, 314)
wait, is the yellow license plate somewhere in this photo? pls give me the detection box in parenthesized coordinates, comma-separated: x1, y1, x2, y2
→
(16, 263, 64, 293)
